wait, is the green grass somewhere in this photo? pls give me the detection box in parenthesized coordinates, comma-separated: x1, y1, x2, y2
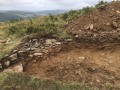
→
(0, 38, 22, 58)
(0, 72, 119, 90)
(0, 72, 95, 90)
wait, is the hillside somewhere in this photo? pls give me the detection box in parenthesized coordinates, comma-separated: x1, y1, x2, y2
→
(0, 1, 120, 90)
(0, 12, 21, 22)
(66, 1, 120, 43)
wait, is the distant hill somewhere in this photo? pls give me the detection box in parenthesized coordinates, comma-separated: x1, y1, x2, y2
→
(0, 10, 69, 22)
(35, 10, 69, 16)
(0, 12, 21, 22)
(5, 11, 37, 18)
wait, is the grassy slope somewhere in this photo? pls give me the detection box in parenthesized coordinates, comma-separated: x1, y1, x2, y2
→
(0, 10, 82, 58)
(0, 72, 96, 90)
(0, 72, 116, 90)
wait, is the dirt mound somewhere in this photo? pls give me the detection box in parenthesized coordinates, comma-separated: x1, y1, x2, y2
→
(66, 1, 120, 43)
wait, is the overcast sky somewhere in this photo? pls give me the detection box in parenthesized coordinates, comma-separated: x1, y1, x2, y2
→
(0, 0, 113, 11)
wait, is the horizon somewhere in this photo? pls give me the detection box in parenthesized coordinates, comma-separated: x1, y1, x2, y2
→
(0, 0, 113, 11)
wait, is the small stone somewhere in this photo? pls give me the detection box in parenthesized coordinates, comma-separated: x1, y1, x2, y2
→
(42, 50, 48, 53)
(90, 24, 94, 30)
(18, 50, 26, 53)
(65, 38, 73, 42)
(26, 48, 31, 51)
(117, 28, 120, 31)
(96, 79, 100, 83)
(34, 42, 39, 47)
(29, 40, 32, 43)
(85, 26, 90, 30)
(34, 53, 43, 56)
(13, 64, 23, 73)
(24, 43, 29, 46)
(18, 51, 26, 57)
(55, 42, 61, 45)
(112, 21, 118, 28)
(78, 57, 86, 60)
(31, 48, 37, 50)
(29, 54, 34, 58)
(116, 10, 120, 14)
(75, 35, 79, 38)
(13, 50, 18, 53)
(4, 61, 10, 67)
(46, 39, 56, 45)
(32, 39, 37, 42)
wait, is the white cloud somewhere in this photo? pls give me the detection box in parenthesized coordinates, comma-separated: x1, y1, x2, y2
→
(0, 0, 113, 11)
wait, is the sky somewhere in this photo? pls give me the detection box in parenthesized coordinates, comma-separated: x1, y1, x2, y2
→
(0, 0, 113, 11)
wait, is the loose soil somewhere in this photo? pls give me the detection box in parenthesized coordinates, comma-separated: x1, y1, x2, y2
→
(66, 1, 120, 43)
(24, 41, 120, 88)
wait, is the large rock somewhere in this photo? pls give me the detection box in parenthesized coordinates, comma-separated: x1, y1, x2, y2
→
(10, 53, 17, 61)
(55, 42, 62, 45)
(13, 64, 23, 73)
(34, 53, 43, 56)
(4, 61, 10, 67)
(46, 39, 56, 45)
(18, 51, 26, 57)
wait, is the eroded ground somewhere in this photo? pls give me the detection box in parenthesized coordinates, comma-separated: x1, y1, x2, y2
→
(24, 41, 120, 88)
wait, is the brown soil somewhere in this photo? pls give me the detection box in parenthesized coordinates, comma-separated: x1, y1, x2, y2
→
(66, 1, 120, 43)
(24, 41, 120, 88)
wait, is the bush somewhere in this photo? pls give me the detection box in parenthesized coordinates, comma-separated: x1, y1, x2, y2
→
(95, 0, 107, 7)
(9, 26, 19, 34)
(26, 26, 35, 34)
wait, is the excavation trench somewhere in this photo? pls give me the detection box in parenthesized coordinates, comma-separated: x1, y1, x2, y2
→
(23, 41, 120, 87)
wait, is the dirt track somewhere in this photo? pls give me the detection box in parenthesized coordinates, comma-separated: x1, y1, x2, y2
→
(24, 41, 120, 88)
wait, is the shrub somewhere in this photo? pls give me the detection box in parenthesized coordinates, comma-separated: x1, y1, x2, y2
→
(9, 26, 19, 34)
(49, 14, 54, 21)
(95, 0, 107, 7)
(26, 26, 35, 34)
